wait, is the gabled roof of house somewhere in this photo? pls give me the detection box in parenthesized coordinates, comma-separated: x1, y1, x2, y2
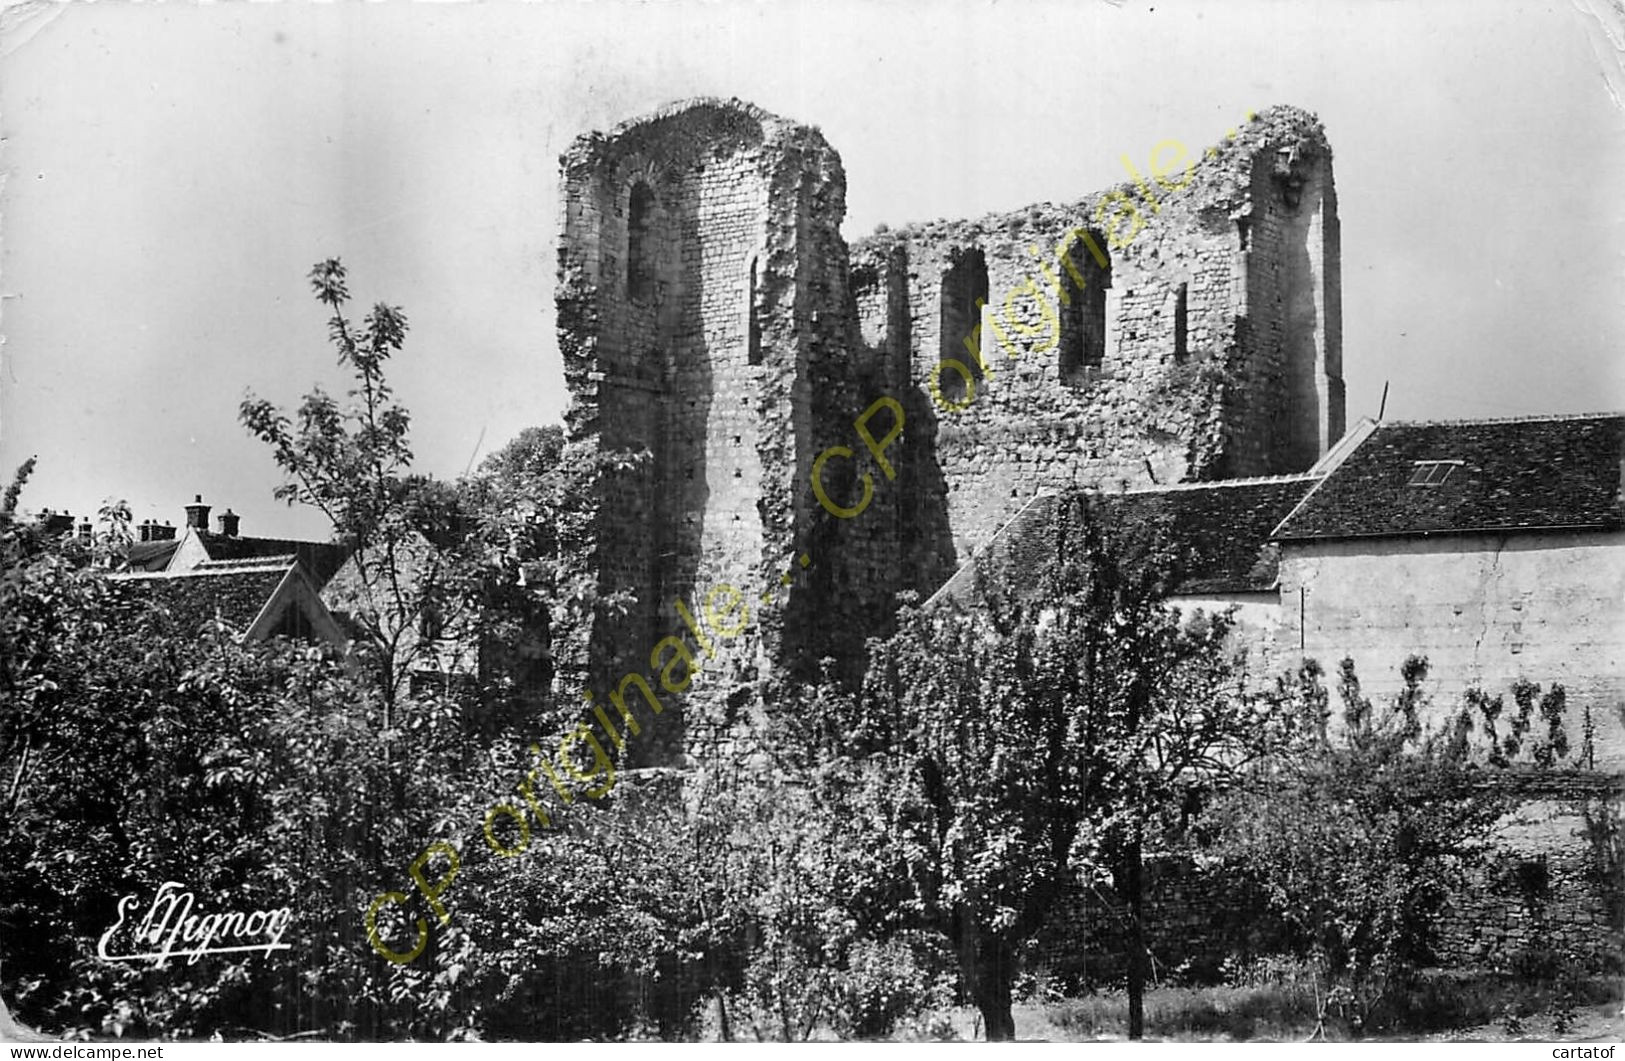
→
(927, 474, 1321, 607)
(113, 558, 295, 632)
(192, 532, 350, 587)
(110, 554, 348, 648)
(1272, 413, 1625, 541)
(125, 539, 181, 572)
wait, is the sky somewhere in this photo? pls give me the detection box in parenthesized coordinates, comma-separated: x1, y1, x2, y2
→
(2, 0, 1621, 541)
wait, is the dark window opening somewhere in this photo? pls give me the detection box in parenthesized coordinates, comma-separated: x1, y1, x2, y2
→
(419, 601, 447, 642)
(746, 256, 763, 365)
(1173, 282, 1189, 363)
(627, 182, 656, 304)
(1058, 230, 1110, 381)
(938, 249, 989, 404)
(269, 603, 313, 642)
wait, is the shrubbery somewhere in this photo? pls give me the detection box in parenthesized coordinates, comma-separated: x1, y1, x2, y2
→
(1208, 656, 1578, 1035)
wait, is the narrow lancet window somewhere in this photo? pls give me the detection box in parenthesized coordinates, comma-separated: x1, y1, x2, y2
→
(1058, 229, 1110, 381)
(746, 256, 763, 365)
(938, 249, 989, 405)
(628, 182, 656, 304)
(1173, 282, 1188, 363)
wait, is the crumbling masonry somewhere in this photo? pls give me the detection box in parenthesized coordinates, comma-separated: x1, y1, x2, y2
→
(555, 99, 1343, 762)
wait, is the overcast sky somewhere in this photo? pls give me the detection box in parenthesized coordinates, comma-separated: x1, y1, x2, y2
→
(2, 0, 1621, 540)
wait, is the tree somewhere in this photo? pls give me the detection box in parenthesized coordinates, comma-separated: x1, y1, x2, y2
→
(240, 259, 431, 720)
(848, 493, 1279, 1040)
(7, 263, 661, 1040)
(0, 459, 455, 1039)
(241, 260, 644, 737)
(1211, 656, 1573, 1035)
(450, 424, 645, 732)
(2, 459, 113, 826)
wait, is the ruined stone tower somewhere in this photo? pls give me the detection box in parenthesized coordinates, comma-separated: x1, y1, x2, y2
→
(556, 99, 1343, 762)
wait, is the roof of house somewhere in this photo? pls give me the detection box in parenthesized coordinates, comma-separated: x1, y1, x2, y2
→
(114, 554, 350, 647)
(1103, 476, 1321, 593)
(1272, 413, 1625, 541)
(125, 539, 181, 572)
(928, 474, 1320, 607)
(192, 532, 350, 587)
(112, 558, 295, 632)
(924, 493, 1065, 608)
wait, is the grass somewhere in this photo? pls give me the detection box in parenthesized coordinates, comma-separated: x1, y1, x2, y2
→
(904, 970, 1625, 1042)
(1043, 983, 1322, 1042)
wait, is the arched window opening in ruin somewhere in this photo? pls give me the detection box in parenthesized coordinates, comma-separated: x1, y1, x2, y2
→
(627, 182, 656, 304)
(939, 249, 989, 404)
(1059, 231, 1110, 383)
(1173, 282, 1189, 363)
(746, 255, 763, 365)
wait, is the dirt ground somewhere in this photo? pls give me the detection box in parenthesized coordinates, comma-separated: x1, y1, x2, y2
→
(1424, 1000, 1623, 1044)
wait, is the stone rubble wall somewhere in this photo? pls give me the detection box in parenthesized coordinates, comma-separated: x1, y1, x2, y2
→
(847, 105, 1343, 576)
(556, 99, 910, 759)
(1032, 778, 1623, 986)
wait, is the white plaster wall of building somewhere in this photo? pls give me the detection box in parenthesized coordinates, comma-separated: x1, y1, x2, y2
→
(1276, 530, 1625, 768)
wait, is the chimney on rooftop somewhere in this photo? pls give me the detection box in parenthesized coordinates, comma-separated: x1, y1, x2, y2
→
(76, 520, 92, 541)
(184, 495, 211, 531)
(216, 509, 240, 537)
(138, 520, 153, 543)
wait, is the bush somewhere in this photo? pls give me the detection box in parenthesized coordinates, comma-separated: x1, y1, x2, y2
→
(833, 936, 954, 1039)
(1208, 657, 1573, 1034)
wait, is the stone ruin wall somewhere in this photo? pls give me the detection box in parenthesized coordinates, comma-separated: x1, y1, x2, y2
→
(1439, 783, 1623, 971)
(1034, 778, 1623, 985)
(845, 105, 1343, 589)
(556, 100, 1343, 763)
(556, 100, 889, 759)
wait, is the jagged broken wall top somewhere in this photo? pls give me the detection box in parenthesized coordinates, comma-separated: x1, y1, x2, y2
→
(846, 104, 1343, 581)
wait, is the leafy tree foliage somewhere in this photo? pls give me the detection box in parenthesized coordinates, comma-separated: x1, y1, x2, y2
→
(1210, 656, 1574, 1035)
(239, 259, 434, 718)
(0, 459, 469, 1038)
(0, 260, 632, 1040)
(241, 261, 641, 740)
(832, 494, 1279, 1040)
(409, 746, 951, 1043)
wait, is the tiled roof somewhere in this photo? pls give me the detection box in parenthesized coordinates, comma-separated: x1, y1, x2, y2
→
(125, 539, 180, 572)
(112, 562, 291, 632)
(928, 475, 1318, 606)
(1103, 476, 1320, 593)
(925, 493, 1063, 608)
(196, 533, 349, 587)
(1273, 413, 1625, 541)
